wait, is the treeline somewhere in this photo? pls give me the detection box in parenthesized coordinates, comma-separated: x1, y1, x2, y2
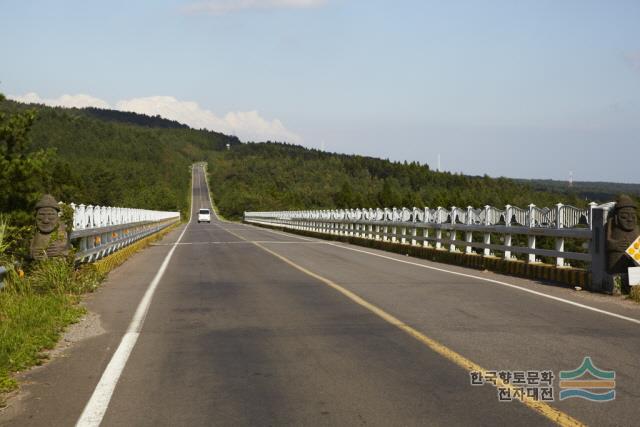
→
(1, 99, 239, 211)
(81, 107, 190, 129)
(207, 142, 588, 219)
(515, 178, 640, 202)
(3, 95, 628, 230)
(0, 98, 239, 256)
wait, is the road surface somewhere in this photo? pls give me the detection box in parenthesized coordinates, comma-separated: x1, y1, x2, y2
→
(2, 164, 639, 426)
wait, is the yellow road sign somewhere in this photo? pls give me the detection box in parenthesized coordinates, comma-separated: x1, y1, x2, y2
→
(626, 235, 640, 266)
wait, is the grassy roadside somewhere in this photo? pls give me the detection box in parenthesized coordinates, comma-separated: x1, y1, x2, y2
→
(0, 221, 180, 405)
(0, 260, 101, 402)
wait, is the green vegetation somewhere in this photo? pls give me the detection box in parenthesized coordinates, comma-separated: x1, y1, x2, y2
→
(516, 178, 640, 202)
(0, 97, 239, 255)
(207, 142, 587, 220)
(0, 259, 102, 400)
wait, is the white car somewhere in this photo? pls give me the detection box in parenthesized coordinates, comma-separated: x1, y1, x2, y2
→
(198, 208, 211, 223)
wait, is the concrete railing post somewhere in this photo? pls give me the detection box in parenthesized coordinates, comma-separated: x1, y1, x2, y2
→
(449, 206, 457, 252)
(504, 205, 512, 260)
(555, 203, 565, 267)
(590, 206, 608, 291)
(528, 204, 537, 263)
(483, 205, 491, 257)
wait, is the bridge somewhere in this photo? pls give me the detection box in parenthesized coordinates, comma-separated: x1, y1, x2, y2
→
(1, 164, 639, 426)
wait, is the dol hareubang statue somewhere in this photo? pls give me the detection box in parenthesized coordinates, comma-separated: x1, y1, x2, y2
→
(606, 194, 639, 274)
(29, 194, 70, 260)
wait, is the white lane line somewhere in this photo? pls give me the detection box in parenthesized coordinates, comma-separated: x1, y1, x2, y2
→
(245, 222, 640, 326)
(76, 167, 197, 427)
(240, 221, 315, 242)
(323, 242, 640, 326)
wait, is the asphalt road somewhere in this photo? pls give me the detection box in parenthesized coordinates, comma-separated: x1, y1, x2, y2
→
(2, 165, 639, 426)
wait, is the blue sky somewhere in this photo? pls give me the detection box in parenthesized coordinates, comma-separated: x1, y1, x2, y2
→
(2, 0, 639, 182)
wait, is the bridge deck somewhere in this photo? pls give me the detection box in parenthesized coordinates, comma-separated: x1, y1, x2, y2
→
(2, 166, 639, 426)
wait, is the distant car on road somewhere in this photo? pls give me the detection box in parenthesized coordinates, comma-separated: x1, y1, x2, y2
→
(198, 208, 211, 223)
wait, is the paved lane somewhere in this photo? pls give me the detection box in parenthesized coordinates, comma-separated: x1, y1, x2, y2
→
(3, 165, 639, 426)
(99, 166, 549, 426)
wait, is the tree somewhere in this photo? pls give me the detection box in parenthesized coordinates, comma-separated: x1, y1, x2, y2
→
(0, 94, 54, 225)
(334, 181, 355, 208)
(378, 178, 403, 207)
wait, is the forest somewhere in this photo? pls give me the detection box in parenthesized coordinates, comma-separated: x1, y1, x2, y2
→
(516, 178, 640, 201)
(207, 142, 589, 219)
(2, 96, 632, 234)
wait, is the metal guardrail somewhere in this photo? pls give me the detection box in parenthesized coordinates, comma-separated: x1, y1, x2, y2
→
(245, 202, 615, 270)
(71, 218, 179, 263)
(66, 203, 180, 263)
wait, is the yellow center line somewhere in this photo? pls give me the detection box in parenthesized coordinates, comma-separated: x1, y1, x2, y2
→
(220, 225, 585, 427)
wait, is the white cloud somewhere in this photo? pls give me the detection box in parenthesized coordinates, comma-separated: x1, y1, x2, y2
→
(10, 92, 111, 109)
(183, 0, 326, 14)
(9, 92, 301, 143)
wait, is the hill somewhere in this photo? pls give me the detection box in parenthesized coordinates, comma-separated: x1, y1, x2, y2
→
(515, 179, 640, 202)
(3, 96, 631, 227)
(0, 98, 239, 224)
(207, 142, 589, 219)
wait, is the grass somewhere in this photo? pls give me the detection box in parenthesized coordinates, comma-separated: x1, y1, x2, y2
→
(0, 292, 84, 395)
(0, 259, 102, 404)
(0, 222, 178, 405)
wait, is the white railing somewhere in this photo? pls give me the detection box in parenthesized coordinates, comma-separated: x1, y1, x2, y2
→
(66, 203, 180, 263)
(245, 203, 606, 269)
(69, 204, 178, 230)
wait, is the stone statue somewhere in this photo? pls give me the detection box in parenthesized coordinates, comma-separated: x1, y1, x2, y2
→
(29, 194, 70, 260)
(606, 194, 639, 274)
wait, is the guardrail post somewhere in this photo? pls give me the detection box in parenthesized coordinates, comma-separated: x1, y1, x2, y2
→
(464, 206, 473, 254)
(411, 227, 417, 246)
(504, 205, 512, 260)
(590, 205, 608, 291)
(555, 203, 565, 267)
(401, 226, 406, 244)
(449, 206, 457, 252)
(435, 207, 443, 249)
(483, 205, 491, 257)
(528, 204, 537, 263)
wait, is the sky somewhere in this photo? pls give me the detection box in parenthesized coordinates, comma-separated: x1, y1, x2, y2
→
(2, 0, 639, 183)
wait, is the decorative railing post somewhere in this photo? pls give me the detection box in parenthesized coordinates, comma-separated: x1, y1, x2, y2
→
(423, 207, 430, 248)
(527, 204, 537, 263)
(435, 207, 443, 250)
(504, 205, 512, 260)
(391, 208, 397, 243)
(449, 206, 457, 252)
(589, 204, 609, 291)
(75, 203, 85, 230)
(555, 203, 565, 267)
(465, 206, 473, 254)
(483, 205, 491, 257)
